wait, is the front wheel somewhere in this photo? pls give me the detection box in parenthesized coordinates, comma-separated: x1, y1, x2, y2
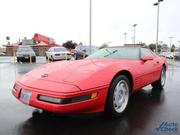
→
(106, 75, 130, 117)
(151, 66, 166, 89)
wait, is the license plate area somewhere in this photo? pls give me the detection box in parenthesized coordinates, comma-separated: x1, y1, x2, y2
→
(20, 89, 31, 104)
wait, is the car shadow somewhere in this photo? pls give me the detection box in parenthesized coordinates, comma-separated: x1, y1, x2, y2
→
(15, 87, 165, 135)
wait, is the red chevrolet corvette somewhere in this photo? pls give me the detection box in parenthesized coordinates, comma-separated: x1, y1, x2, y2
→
(12, 47, 167, 117)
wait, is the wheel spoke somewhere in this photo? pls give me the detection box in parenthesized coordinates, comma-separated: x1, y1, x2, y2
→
(161, 69, 166, 86)
(113, 80, 129, 113)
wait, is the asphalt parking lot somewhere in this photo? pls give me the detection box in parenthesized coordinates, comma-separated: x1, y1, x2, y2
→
(0, 59, 180, 135)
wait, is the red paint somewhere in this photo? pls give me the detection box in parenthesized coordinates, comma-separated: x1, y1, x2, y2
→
(12, 55, 167, 113)
(33, 33, 60, 46)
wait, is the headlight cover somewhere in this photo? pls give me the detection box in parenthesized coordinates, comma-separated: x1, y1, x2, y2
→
(38, 92, 98, 104)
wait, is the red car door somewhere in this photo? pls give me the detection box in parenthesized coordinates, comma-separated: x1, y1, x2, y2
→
(151, 56, 162, 81)
(139, 48, 161, 86)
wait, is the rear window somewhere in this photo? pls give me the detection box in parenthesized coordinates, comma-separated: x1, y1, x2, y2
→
(54, 47, 67, 52)
(17, 46, 33, 52)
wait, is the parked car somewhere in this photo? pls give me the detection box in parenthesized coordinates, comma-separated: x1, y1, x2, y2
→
(175, 52, 180, 60)
(166, 52, 174, 59)
(12, 47, 167, 117)
(16, 45, 36, 62)
(45, 47, 72, 61)
(74, 45, 98, 59)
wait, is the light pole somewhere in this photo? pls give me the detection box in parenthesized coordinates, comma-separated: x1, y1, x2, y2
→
(89, 0, 92, 54)
(154, 0, 164, 52)
(124, 33, 127, 45)
(169, 36, 174, 52)
(133, 24, 137, 46)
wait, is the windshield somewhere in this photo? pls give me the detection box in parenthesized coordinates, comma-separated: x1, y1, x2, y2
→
(17, 47, 33, 52)
(87, 47, 140, 60)
(54, 47, 67, 52)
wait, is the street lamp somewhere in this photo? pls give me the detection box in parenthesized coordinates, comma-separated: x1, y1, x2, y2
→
(154, 0, 164, 52)
(133, 24, 137, 46)
(124, 33, 127, 45)
(169, 36, 174, 52)
(89, 0, 92, 54)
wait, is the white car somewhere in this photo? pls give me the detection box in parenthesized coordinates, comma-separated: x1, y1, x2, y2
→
(166, 52, 174, 59)
(46, 47, 72, 61)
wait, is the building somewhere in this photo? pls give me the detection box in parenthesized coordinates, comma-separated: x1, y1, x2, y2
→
(0, 46, 6, 53)
(124, 44, 144, 47)
(5, 33, 60, 56)
(5, 42, 19, 56)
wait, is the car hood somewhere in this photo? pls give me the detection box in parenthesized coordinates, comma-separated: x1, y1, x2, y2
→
(17, 59, 131, 90)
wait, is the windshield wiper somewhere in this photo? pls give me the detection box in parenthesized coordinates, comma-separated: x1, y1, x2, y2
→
(104, 49, 118, 57)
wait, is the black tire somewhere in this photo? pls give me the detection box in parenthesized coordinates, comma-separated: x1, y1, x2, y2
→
(42, 110, 53, 116)
(17, 58, 20, 63)
(51, 56, 54, 61)
(151, 66, 166, 89)
(105, 75, 131, 117)
(33, 57, 36, 63)
(32, 109, 41, 118)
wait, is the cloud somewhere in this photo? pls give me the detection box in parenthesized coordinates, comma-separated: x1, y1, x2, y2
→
(0, 0, 179, 46)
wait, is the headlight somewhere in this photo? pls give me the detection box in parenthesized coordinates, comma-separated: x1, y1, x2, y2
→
(38, 92, 98, 104)
(39, 96, 62, 104)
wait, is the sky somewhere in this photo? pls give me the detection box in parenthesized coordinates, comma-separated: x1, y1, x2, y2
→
(0, 0, 179, 47)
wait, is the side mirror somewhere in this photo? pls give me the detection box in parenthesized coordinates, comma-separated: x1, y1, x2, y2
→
(141, 56, 154, 61)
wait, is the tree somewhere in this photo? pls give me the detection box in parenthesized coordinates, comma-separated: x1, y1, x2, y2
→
(142, 43, 148, 48)
(157, 44, 162, 53)
(171, 44, 175, 52)
(148, 44, 156, 51)
(62, 40, 77, 49)
(161, 44, 168, 48)
(99, 43, 109, 49)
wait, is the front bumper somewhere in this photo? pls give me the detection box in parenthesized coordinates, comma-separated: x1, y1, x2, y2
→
(12, 82, 109, 113)
(17, 56, 36, 62)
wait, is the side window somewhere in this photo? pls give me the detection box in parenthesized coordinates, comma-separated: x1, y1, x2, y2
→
(141, 48, 154, 58)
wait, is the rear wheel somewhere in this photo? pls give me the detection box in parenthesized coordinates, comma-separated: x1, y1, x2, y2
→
(106, 75, 130, 117)
(31, 57, 36, 63)
(17, 58, 20, 62)
(51, 56, 54, 61)
(151, 66, 166, 89)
